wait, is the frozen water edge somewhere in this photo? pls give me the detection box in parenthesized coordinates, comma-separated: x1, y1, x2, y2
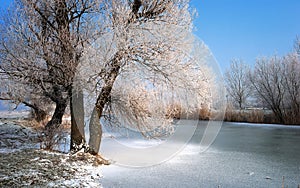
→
(227, 121, 300, 129)
(0, 110, 30, 119)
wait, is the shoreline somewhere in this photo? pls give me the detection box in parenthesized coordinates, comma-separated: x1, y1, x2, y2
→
(0, 110, 299, 128)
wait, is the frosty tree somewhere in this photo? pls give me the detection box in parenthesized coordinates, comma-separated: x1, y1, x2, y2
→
(0, 0, 224, 159)
(0, 0, 103, 129)
(224, 59, 251, 110)
(250, 48, 300, 124)
(72, 0, 223, 156)
(250, 56, 286, 123)
(282, 52, 300, 124)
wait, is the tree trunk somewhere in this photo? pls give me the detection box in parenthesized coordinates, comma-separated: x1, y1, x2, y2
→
(272, 106, 285, 124)
(70, 89, 86, 152)
(46, 99, 68, 129)
(87, 56, 121, 155)
(88, 107, 103, 155)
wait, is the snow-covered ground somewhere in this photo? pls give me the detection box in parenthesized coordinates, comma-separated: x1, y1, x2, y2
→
(0, 118, 104, 187)
(0, 149, 104, 187)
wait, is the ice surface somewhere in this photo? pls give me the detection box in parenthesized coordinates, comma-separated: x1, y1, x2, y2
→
(100, 122, 300, 188)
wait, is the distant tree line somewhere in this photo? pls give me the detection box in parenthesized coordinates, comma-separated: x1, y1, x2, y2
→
(225, 38, 300, 125)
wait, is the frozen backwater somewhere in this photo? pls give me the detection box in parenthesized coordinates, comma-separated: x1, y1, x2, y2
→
(100, 122, 300, 188)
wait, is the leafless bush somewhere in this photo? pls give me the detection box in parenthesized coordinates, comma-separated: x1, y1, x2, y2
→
(38, 126, 67, 151)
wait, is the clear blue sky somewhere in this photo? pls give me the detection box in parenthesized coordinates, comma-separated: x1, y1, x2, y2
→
(191, 0, 300, 71)
(1, 0, 300, 71)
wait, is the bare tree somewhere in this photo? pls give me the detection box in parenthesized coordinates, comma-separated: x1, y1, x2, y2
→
(225, 59, 251, 110)
(250, 56, 287, 123)
(72, 0, 218, 155)
(294, 36, 300, 55)
(282, 44, 300, 124)
(0, 0, 104, 148)
(249, 37, 300, 124)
